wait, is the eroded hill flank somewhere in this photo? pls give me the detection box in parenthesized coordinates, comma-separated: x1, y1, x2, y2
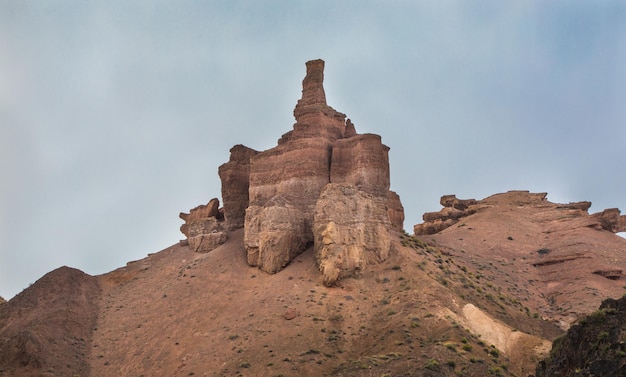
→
(413, 190, 626, 328)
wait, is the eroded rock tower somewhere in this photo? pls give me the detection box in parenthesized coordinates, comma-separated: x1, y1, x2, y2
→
(183, 59, 404, 285)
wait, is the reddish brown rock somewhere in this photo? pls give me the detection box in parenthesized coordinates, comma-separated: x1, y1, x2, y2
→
(313, 183, 393, 286)
(179, 198, 220, 224)
(386, 190, 405, 230)
(330, 133, 390, 197)
(218, 145, 258, 230)
(230, 59, 404, 280)
(440, 194, 477, 210)
(557, 201, 592, 211)
(591, 208, 626, 233)
(283, 307, 298, 320)
(179, 199, 228, 253)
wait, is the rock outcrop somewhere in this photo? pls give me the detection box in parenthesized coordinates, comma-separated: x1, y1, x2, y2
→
(591, 208, 626, 233)
(313, 184, 393, 286)
(179, 198, 228, 253)
(239, 60, 403, 277)
(536, 296, 626, 376)
(218, 145, 258, 230)
(179, 59, 404, 282)
(414, 191, 625, 236)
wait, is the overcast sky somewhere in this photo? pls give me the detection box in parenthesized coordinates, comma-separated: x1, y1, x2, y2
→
(1, 1, 625, 299)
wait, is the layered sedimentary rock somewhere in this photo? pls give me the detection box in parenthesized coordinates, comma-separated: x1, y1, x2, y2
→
(329, 133, 390, 196)
(591, 208, 626, 233)
(179, 59, 404, 279)
(240, 59, 403, 276)
(313, 184, 393, 286)
(386, 191, 405, 229)
(179, 198, 228, 253)
(218, 145, 258, 230)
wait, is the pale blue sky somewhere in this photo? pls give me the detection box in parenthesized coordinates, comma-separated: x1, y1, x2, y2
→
(1, 1, 625, 299)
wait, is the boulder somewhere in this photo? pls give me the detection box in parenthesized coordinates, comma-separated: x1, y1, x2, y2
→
(440, 194, 477, 210)
(180, 199, 228, 253)
(313, 183, 393, 286)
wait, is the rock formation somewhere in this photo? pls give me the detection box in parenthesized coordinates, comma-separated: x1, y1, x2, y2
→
(591, 207, 626, 233)
(536, 296, 626, 376)
(414, 191, 623, 236)
(179, 198, 228, 253)
(313, 184, 393, 286)
(218, 145, 258, 230)
(238, 59, 402, 280)
(177, 59, 404, 282)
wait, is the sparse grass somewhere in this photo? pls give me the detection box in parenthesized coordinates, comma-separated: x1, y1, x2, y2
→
(424, 358, 439, 370)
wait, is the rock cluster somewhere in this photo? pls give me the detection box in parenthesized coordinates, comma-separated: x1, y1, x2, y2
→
(179, 198, 228, 253)
(414, 191, 625, 236)
(180, 59, 404, 285)
(414, 194, 479, 235)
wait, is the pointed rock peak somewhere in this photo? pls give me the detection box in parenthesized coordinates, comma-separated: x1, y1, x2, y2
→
(293, 59, 345, 122)
(301, 59, 327, 105)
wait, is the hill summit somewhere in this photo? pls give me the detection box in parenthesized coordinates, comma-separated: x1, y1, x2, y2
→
(2, 60, 626, 377)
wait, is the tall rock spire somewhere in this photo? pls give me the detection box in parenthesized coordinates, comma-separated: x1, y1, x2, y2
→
(296, 59, 327, 110)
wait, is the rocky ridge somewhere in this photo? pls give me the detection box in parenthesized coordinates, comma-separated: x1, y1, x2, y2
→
(414, 190, 626, 328)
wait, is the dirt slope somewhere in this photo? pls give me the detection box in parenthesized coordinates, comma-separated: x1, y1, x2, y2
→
(0, 267, 100, 377)
(2, 191, 626, 376)
(85, 228, 557, 377)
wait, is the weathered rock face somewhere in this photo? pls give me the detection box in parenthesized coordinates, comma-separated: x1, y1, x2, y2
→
(244, 196, 309, 273)
(180, 198, 228, 253)
(218, 145, 258, 230)
(313, 184, 393, 286)
(386, 191, 405, 229)
(591, 208, 626, 233)
(329, 133, 390, 196)
(238, 59, 403, 276)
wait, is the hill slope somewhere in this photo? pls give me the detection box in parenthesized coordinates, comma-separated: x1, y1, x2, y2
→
(2, 191, 626, 376)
